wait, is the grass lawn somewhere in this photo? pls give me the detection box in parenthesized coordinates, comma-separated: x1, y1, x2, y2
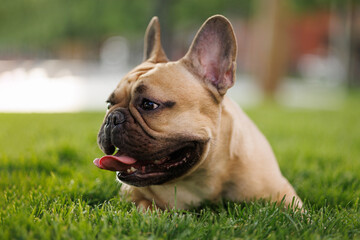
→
(1, 92, 359, 239)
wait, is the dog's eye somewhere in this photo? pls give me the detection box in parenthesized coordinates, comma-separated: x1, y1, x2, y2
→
(106, 102, 112, 110)
(140, 99, 159, 111)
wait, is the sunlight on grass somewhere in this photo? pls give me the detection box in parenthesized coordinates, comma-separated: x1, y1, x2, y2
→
(0, 94, 360, 239)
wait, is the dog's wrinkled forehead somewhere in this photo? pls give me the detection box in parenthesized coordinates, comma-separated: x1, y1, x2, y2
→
(107, 61, 159, 107)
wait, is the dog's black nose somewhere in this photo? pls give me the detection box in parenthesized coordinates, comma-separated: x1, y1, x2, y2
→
(106, 111, 126, 126)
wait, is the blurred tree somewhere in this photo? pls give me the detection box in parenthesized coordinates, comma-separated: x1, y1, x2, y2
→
(252, 0, 290, 98)
(346, 0, 360, 87)
(0, 0, 154, 58)
(0, 0, 253, 59)
(0, 0, 358, 87)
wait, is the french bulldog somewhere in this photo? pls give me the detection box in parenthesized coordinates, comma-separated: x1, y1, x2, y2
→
(94, 15, 302, 210)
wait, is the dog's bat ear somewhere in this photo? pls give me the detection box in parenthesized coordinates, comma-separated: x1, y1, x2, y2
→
(143, 16, 168, 63)
(182, 15, 237, 96)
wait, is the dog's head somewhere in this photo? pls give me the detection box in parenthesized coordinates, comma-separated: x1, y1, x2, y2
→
(94, 15, 237, 187)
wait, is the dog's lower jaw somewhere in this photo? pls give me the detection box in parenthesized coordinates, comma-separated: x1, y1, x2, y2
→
(114, 141, 208, 187)
(117, 146, 213, 210)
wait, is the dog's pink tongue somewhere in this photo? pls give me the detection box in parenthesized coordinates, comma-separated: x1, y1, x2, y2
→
(93, 155, 137, 171)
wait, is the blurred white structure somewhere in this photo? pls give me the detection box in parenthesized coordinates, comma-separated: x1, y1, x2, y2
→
(0, 61, 121, 112)
(0, 58, 346, 112)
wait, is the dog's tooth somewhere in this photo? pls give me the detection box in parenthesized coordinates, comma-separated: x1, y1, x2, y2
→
(127, 168, 131, 173)
(130, 167, 137, 172)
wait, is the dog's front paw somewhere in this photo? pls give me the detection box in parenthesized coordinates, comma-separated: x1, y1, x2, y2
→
(136, 199, 152, 211)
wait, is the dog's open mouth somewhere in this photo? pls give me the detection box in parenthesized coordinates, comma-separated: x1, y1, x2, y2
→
(94, 142, 203, 186)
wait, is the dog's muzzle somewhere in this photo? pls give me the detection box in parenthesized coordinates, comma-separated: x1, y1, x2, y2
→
(95, 107, 207, 186)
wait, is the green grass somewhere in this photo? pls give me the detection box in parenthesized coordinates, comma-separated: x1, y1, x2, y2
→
(1, 93, 360, 239)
